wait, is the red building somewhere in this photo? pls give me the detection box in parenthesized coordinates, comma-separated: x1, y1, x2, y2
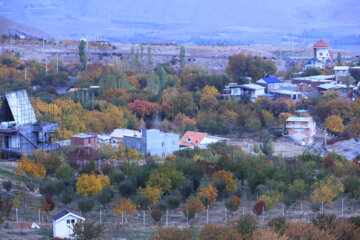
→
(71, 133, 98, 149)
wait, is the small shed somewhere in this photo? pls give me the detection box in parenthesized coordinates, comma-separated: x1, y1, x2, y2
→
(52, 209, 85, 239)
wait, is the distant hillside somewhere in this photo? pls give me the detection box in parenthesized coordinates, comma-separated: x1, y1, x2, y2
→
(0, 15, 52, 40)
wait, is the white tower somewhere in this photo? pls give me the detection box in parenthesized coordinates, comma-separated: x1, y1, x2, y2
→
(313, 39, 333, 62)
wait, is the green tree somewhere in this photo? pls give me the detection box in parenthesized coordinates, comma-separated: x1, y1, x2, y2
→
(234, 214, 258, 237)
(96, 188, 115, 209)
(78, 198, 95, 216)
(260, 132, 274, 156)
(71, 220, 104, 240)
(78, 40, 87, 70)
(56, 165, 75, 180)
(179, 46, 186, 74)
(337, 52, 342, 66)
(148, 45, 153, 72)
(344, 176, 360, 198)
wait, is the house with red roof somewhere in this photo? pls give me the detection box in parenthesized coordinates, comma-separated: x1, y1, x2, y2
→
(313, 39, 333, 63)
(180, 131, 228, 148)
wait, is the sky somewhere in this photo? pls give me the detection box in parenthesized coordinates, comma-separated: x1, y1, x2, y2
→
(0, 0, 359, 48)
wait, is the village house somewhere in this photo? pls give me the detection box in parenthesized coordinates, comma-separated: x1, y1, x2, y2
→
(292, 75, 334, 89)
(286, 117, 316, 145)
(256, 77, 282, 93)
(110, 128, 141, 143)
(52, 209, 85, 239)
(317, 83, 357, 100)
(179, 131, 228, 149)
(0, 90, 59, 159)
(124, 128, 179, 158)
(302, 58, 325, 70)
(71, 133, 98, 149)
(67, 146, 104, 171)
(222, 83, 265, 102)
(271, 90, 305, 101)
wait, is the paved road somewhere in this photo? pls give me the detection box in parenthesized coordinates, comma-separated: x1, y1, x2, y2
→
(55, 76, 78, 95)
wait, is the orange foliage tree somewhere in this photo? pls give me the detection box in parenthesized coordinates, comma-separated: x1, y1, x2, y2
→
(324, 115, 345, 134)
(212, 170, 237, 192)
(15, 155, 46, 179)
(113, 198, 138, 223)
(197, 184, 218, 205)
(127, 100, 158, 119)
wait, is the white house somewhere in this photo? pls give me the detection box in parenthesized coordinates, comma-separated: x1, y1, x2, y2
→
(110, 128, 141, 143)
(302, 58, 325, 70)
(256, 78, 282, 93)
(52, 209, 85, 239)
(239, 84, 265, 102)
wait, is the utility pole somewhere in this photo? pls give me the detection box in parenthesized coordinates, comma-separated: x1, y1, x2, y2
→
(56, 56, 59, 72)
(24, 66, 27, 81)
(45, 56, 48, 73)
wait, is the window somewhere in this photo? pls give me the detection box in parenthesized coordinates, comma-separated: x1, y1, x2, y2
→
(71, 219, 75, 223)
(162, 141, 165, 147)
(319, 52, 323, 56)
(67, 220, 70, 224)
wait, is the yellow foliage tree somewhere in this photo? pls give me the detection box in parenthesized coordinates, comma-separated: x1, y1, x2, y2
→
(147, 170, 172, 193)
(311, 175, 344, 204)
(258, 190, 283, 210)
(279, 112, 294, 126)
(113, 198, 138, 223)
(202, 85, 220, 96)
(76, 172, 110, 197)
(138, 185, 162, 205)
(198, 184, 218, 205)
(324, 115, 344, 134)
(15, 155, 46, 179)
(212, 170, 237, 192)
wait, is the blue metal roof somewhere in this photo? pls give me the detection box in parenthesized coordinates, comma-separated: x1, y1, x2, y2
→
(260, 78, 281, 83)
(52, 209, 84, 221)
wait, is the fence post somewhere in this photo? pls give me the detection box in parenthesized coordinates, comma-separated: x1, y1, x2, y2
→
(166, 210, 168, 227)
(243, 207, 245, 216)
(38, 208, 41, 225)
(143, 210, 145, 228)
(282, 204, 284, 216)
(206, 205, 209, 224)
(186, 210, 189, 227)
(225, 208, 227, 224)
(121, 212, 124, 224)
(16, 208, 18, 224)
(99, 210, 102, 224)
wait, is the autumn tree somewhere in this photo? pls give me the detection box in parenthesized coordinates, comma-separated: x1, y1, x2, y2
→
(15, 155, 46, 180)
(76, 172, 110, 197)
(38, 195, 55, 219)
(225, 195, 242, 214)
(253, 200, 266, 215)
(147, 163, 185, 193)
(324, 115, 344, 134)
(198, 224, 227, 240)
(113, 198, 138, 223)
(253, 229, 288, 240)
(311, 175, 344, 204)
(127, 100, 158, 119)
(258, 190, 283, 210)
(233, 214, 258, 237)
(183, 196, 205, 219)
(197, 184, 218, 206)
(138, 185, 162, 205)
(202, 85, 220, 96)
(212, 170, 237, 192)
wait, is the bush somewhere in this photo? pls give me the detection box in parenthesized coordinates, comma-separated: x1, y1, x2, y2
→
(110, 172, 125, 185)
(118, 180, 137, 197)
(312, 213, 336, 230)
(78, 198, 95, 215)
(56, 165, 75, 181)
(268, 216, 288, 235)
(151, 208, 163, 223)
(165, 195, 181, 210)
(2, 180, 12, 193)
(234, 214, 257, 237)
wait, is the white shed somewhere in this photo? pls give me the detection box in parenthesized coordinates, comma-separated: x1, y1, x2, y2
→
(52, 209, 85, 239)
